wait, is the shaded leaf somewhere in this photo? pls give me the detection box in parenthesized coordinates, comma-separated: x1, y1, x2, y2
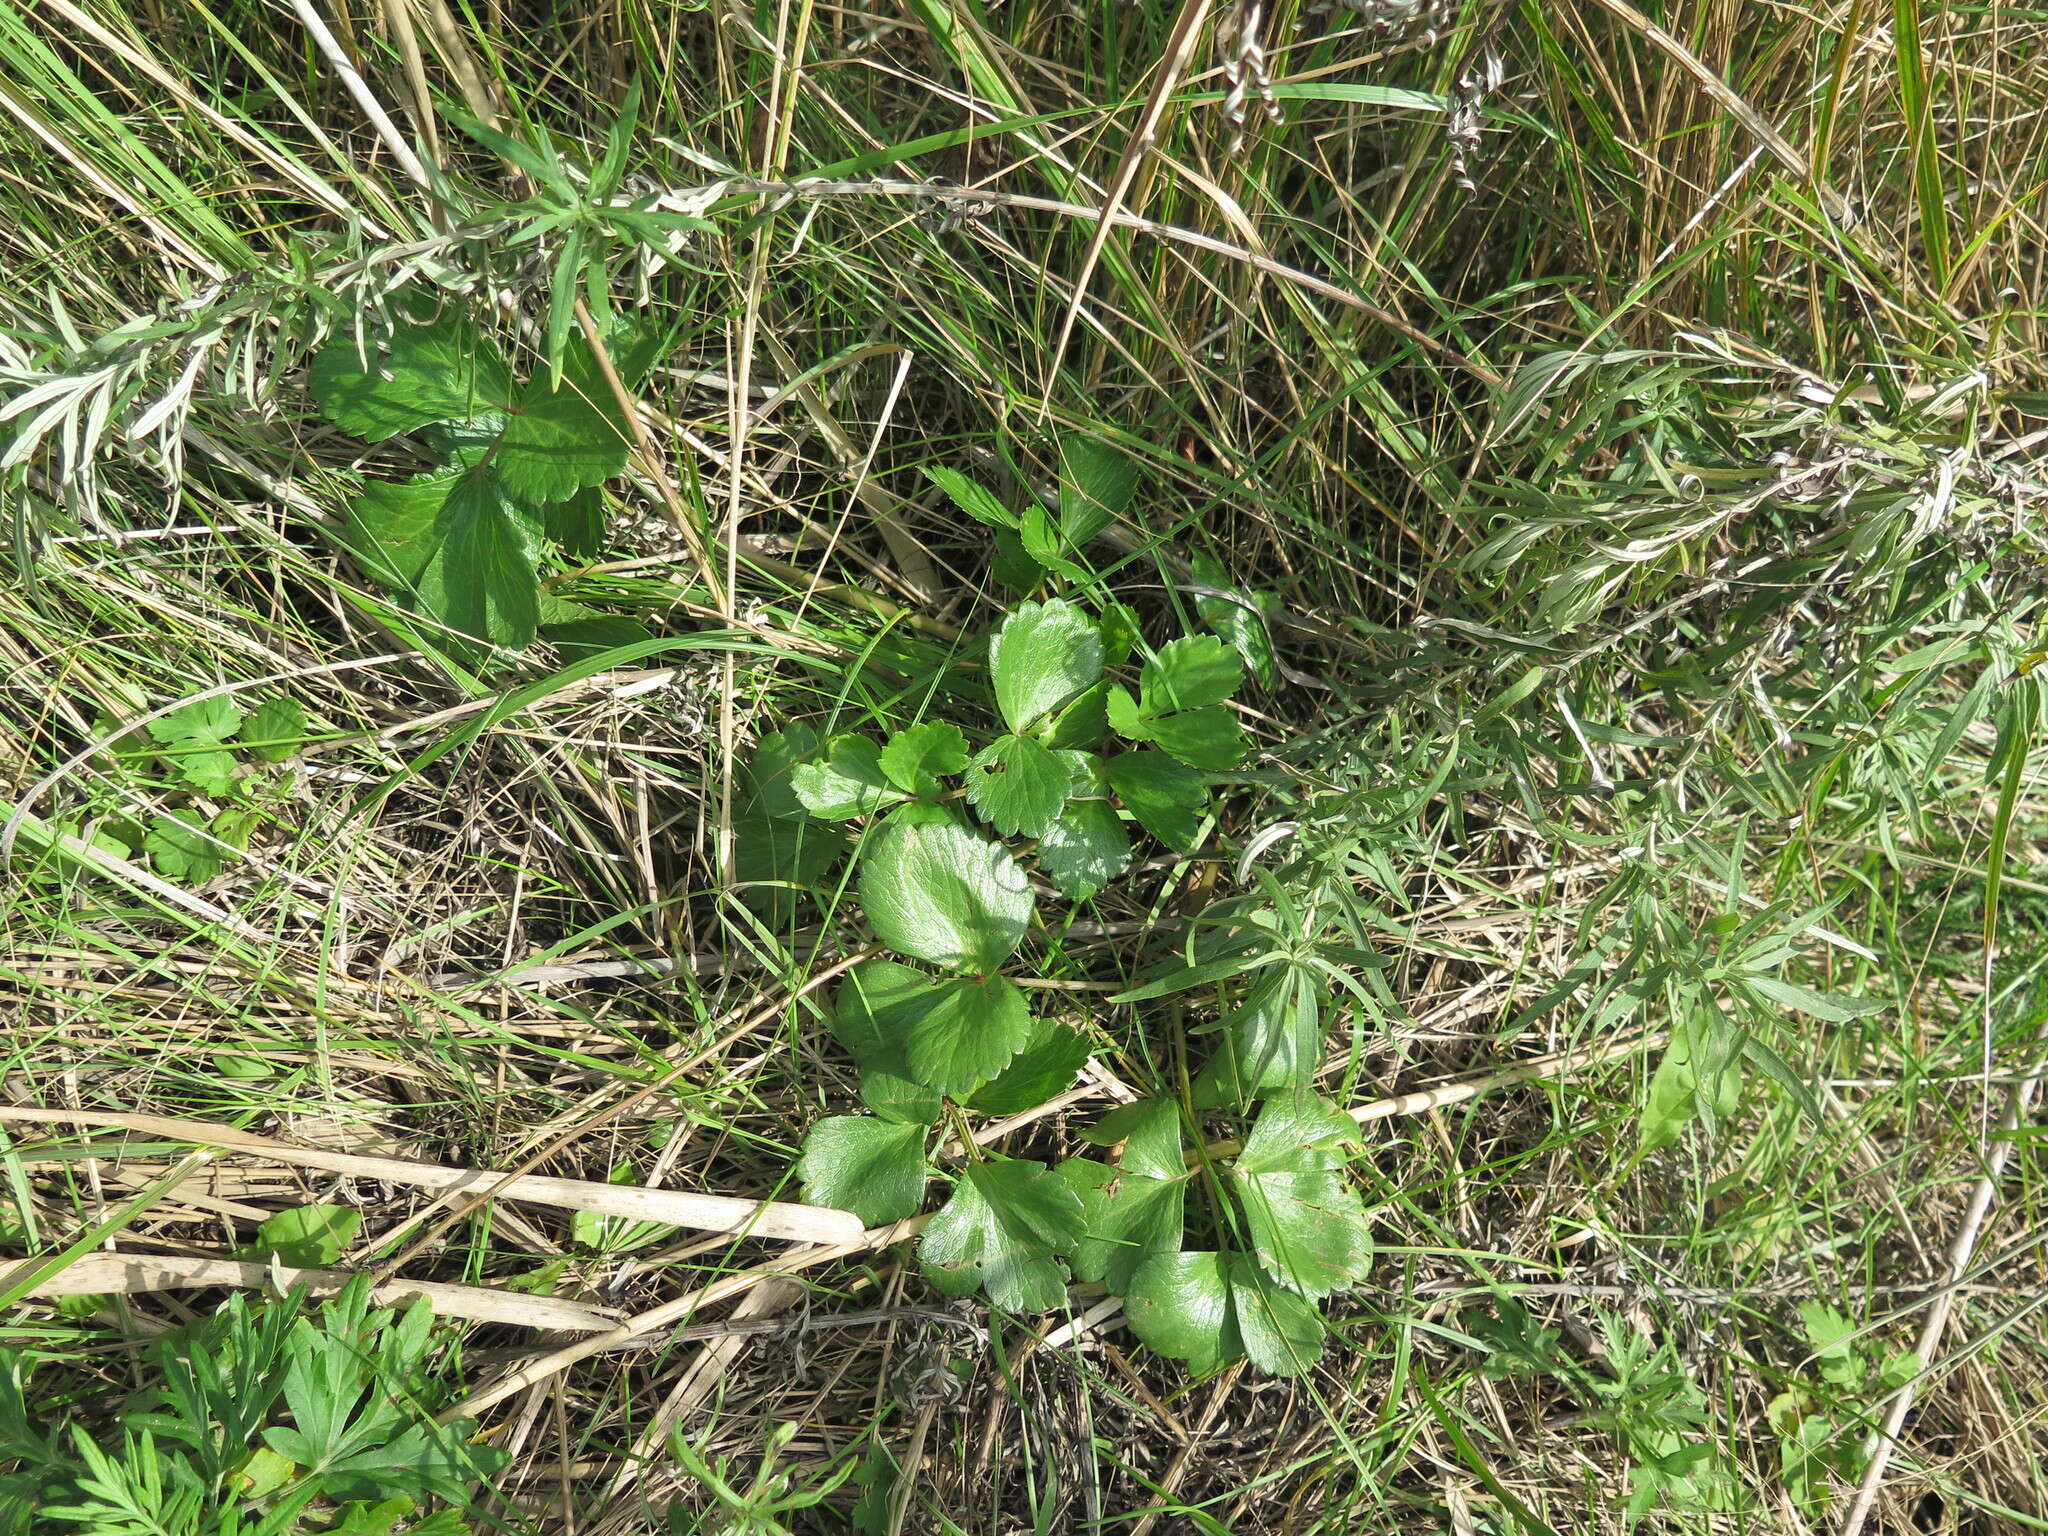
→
(1105, 751, 1207, 852)
(792, 735, 906, 820)
(309, 314, 512, 441)
(903, 975, 1035, 1097)
(970, 1017, 1092, 1115)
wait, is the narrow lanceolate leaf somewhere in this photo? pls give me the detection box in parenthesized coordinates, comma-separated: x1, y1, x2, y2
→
(965, 734, 1070, 838)
(987, 599, 1103, 733)
(1036, 798, 1132, 900)
(879, 721, 970, 794)
(791, 736, 906, 820)
(905, 976, 1036, 1097)
(797, 1117, 928, 1227)
(309, 314, 513, 441)
(496, 355, 631, 504)
(859, 820, 1034, 973)
(920, 1160, 1082, 1313)
(1231, 1090, 1371, 1298)
(925, 465, 1017, 530)
(1105, 751, 1208, 852)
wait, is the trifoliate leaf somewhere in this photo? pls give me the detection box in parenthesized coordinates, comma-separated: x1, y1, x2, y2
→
(309, 314, 513, 441)
(965, 734, 1070, 838)
(904, 975, 1035, 1097)
(988, 599, 1102, 733)
(1056, 1157, 1186, 1291)
(1059, 434, 1136, 547)
(925, 466, 1017, 529)
(992, 526, 1042, 591)
(860, 1065, 944, 1126)
(1098, 604, 1142, 668)
(792, 735, 906, 820)
(1036, 798, 1132, 901)
(246, 1204, 362, 1268)
(1044, 684, 1111, 749)
(148, 697, 242, 745)
(1141, 636, 1242, 714)
(497, 355, 631, 504)
(970, 1016, 1092, 1115)
(797, 1116, 928, 1227)
(1018, 504, 1090, 584)
(1105, 751, 1207, 852)
(242, 697, 307, 763)
(859, 820, 1035, 973)
(744, 725, 827, 819)
(1232, 1091, 1372, 1298)
(879, 721, 970, 794)
(1125, 1251, 1325, 1378)
(920, 1160, 1082, 1313)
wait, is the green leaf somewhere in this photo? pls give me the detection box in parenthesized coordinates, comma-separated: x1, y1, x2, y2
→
(1036, 797, 1131, 900)
(1059, 434, 1137, 547)
(147, 697, 242, 745)
(903, 975, 1035, 1097)
(145, 812, 222, 882)
(925, 465, 1017, 529)
(543, 613, 654, 663)
(171, 747, 240, 797)
(879, 721, 970, 793)
(970, 1017, 1092, 1115)
(341, 467, 461, 597)
(1230, 1255, 1327, 1375)
(831, 961, 947, 1121)
(309, 314, 513, 441)
(246, 1205, 362, 1268)
(1195, 967, 1323, 1104)
(965, 733, 1071, 837)
(440, 467, 543, 650)
(1231, 1091, 1372, 1297)
(920, 1159, 1082, 1313)
(791, 735, 906, 820)
(745, 725, 827, 819)
(988, 599, 1103, 733)
(1057, 1157, 1186, 1290)
(859, 820, 1035, 972)
(496, 352, 631, 504)
(242, 697, 307, 762)
(1105, 751, 1208, 852)
(1190, 553, 1279, 691)
(1084, 1098, 1186, 1181)
(1141, 636, 1242, 714)
(1741, 974, 1886, 1021)
(1145, 705, 1246, 770)
(543, 485, 606, 557)
(797, 1117, 928, 1227)
(1125, 1251, 1240, 1375)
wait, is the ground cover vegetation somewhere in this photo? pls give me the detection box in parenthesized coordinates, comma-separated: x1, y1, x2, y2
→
(0, 0, 2045, 1530)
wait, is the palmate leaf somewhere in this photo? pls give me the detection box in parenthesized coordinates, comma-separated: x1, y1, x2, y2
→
(1125, 1251, 1324, 1377)
(796, 1117, 928, 1227)
(1230, 1091, 1373, 1298)
(858, 820, 1034, 973)
(920, 1159, 1083, 1313)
